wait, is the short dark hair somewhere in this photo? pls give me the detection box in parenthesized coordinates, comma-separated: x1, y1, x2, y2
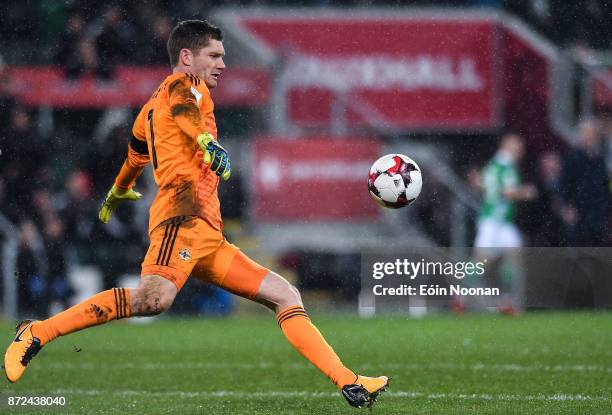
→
(167, 20, 223, 68)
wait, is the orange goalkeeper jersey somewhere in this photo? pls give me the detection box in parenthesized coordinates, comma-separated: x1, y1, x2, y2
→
(114, 72, 222, 233)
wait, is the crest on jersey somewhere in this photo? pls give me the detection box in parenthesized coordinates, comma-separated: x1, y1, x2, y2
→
(190, 86, 202, 104)
(178, 248, 192, 261)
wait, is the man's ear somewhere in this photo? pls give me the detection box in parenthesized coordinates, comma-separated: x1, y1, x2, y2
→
(179, 48, 193, 66)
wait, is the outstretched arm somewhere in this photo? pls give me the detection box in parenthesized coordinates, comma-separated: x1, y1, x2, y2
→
(114, 136, 150, 190)
(99, 113, 150, 224)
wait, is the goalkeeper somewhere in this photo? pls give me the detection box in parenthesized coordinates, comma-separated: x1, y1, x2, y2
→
(4, 20, 388, 409)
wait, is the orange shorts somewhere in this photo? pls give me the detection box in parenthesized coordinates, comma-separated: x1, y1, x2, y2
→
(141, 216, 269, 298)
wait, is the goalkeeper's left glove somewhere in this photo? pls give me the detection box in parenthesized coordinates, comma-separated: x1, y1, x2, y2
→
(98, 184, 142, 224)
(197, 132, 231, 181)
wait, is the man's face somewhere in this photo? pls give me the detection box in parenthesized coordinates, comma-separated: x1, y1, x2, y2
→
(191, 39, 226, 89)
(502, 134, 525, 160)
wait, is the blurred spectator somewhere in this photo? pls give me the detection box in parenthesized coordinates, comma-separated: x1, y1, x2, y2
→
(604, 115, 612, 178)
(575, 0, 612, 50)
(91, 5, 136, 79)
(78, 38, 104, 78)
(56, 170, 97, 263)
(526, 151, 566, 246)
(16, 220, 48, 317)
(0, 106, 46, 222)
(142, 14, 173, 65)
(55, 12, 88, 79)
(0, 2, 39, 44)
(31, 188, 73, 311)
(560, 118, 609, 246)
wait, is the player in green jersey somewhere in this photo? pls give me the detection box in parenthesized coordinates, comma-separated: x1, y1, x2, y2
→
(475, 132, 537, 248)
(472, 133, 536, 314)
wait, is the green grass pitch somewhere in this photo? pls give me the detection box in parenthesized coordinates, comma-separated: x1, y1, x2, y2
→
(1, 312, 611, 414)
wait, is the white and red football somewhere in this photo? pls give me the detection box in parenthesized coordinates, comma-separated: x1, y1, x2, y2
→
(368, 154, 422, 209)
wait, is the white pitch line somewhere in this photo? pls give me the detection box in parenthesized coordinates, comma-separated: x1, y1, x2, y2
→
(38, 361, 612, 374)
(362, 362, 612, 374)
(41, 389, 611, 402)
(40, 362, 279, 370)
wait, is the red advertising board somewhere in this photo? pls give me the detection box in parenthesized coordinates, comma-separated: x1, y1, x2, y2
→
(252, 137, 381, 220)
(4, 66, 269, 108)
(239, 16, 500, 130)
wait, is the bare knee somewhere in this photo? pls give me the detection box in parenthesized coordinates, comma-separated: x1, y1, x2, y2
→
(131, 275, 177, 316)
(255, 272, 302, 312)
(288, 284, 302, 305)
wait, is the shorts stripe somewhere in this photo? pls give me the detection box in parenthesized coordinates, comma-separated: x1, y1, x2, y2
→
(159, 221, 177, 266)
(156, 224, 171, 265)
(163, 219, 182, 266)
(158, 216, 185, 267)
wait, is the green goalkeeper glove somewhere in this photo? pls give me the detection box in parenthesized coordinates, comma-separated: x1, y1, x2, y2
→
(98, 184, 142, 224)
(197, 132, 231, 181)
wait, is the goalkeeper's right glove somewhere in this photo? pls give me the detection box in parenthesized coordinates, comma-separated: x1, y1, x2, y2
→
(98, 184, 142, 224)
(197, 132, 231, 181)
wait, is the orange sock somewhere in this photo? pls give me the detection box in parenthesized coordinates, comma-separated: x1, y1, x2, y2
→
(278, 306, 357, 388)
(32, 288, 131, 345)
